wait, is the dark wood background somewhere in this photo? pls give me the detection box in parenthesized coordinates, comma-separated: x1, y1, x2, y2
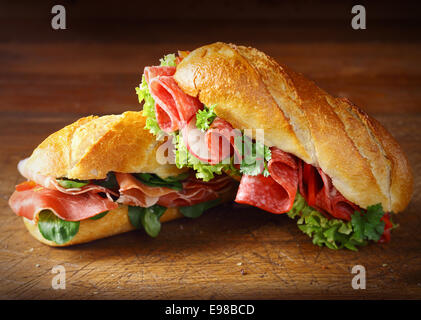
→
(1, 0, 420, 299)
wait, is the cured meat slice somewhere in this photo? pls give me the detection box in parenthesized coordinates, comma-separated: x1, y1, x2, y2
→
(17, 158, 119, 197)
(158, 175, 233, 207)
(145, 66, 202, 132)
(116, 173, 233, 209)
(266, 147, 299, 212)
(144, 66, 175, 83)
(235, 147, 298, 214)
(9, 182, 117, 222)
(235, 175, 294, 214)
(299, 162, 359, 220)
(115, 173, 175, 207)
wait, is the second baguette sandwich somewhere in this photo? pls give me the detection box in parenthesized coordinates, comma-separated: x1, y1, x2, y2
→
(9, 111, 236, 246)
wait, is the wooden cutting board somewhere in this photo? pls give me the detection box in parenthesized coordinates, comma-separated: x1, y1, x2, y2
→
(1, 16, 420, 299)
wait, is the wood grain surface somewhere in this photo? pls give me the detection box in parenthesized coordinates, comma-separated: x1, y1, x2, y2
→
(1, 1, 421, 299)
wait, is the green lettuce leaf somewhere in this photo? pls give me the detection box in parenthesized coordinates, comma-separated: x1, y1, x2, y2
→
(287, 193, 387, 251)
(159, 53, 177, 67)
(136, 75, 164, 138)
(196, 104, 217, 131)
(38, 210, 80, 245)
(56, 178, 89, 189)
(128, 205, 167, 238)
(132, 172, 189, 191)
(180, 198, 221, 218)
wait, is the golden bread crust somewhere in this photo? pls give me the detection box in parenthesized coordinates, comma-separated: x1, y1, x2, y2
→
(174, 42, 413, 212)
(22, 111, 186, 180)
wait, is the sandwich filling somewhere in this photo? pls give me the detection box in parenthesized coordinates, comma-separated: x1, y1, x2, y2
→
(9, 160, 233, 244)
(136, 53, 395, 250)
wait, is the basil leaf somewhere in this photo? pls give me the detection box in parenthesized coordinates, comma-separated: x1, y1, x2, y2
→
(38, 210, 79, 245)
(133, 173, 187, 191)
(180, 198, 221, 218)
(92, 172, 119, 190)
(56, 178, 89, 189)
(128, 205, 167, 238)
(141, 205, 167, 237)
(89, 211, 109, 220)
(128, 206, 143, 229)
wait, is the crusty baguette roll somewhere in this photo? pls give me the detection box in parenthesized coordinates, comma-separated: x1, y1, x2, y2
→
(16, 110, 237, 246)
(22, 206, 183, 247)
(21, 111, 185, 180)
(174, 42, 413, 213)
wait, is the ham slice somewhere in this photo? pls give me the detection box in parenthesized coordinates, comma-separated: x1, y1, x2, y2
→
(299, 162, 359, 221)
(158, 175, 233, 207)
(9, 181, 118, 222)
(116, 172, 233, 208)
(145, 66, 202, 132)
(17, 158, 118, 197)
(115, 172, 175, 207)
(235, 147, 298, 214)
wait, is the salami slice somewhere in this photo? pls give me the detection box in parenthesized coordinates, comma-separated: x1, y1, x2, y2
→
(235, 175, 294, 213)
(299, 162, 359, 220)
(145, 66, 202, 132)
(235, 147, 298, 214)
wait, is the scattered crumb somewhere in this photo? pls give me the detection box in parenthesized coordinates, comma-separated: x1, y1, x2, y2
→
(179, 225, 184, 230)
(27, 248, 34, 253)
(240, 269, 247, 276)
(93, 292, 98, 295)
(382, 264, 388, 267)
(237, 262, 242, 266)
(35, 264, 40, 268)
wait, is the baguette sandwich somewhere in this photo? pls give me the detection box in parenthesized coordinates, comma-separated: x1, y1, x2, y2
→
(136, 42, 413, 250)
(9, 111, 236, 246)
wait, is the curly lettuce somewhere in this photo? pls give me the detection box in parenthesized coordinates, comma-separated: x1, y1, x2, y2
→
(160, 53, 176, 67)
(196, 104, 217, 131)
(287, 193, 390, 251)
(136, 75, 163, 138)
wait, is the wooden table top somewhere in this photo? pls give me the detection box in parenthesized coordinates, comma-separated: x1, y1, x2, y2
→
(1, 7, 420, 299)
